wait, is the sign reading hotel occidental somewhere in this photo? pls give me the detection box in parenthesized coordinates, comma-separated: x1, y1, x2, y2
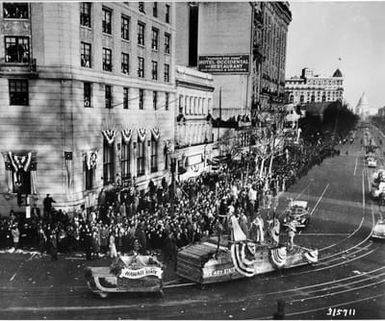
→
(119, 266, 163, 279)
(198, 55, 250, 73)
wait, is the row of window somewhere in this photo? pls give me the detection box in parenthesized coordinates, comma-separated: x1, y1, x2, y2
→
(2, 2, 171, 23)
(6, 79, 171, 110)
(138, 2, 170, 22)
(288, 80, 343, 86)
(289, 91, 343, 97)
(289, 95, 342, 104)
(178, 94, 212, 116)
(99, 137, 161, 188)
(84, 83, 170, 110)
(81, 3, 171, 52)
(176, 123, 213, 146)
(81, 42, 170, 81)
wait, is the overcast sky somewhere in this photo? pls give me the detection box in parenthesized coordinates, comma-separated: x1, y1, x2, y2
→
(285, 1, 385, 113)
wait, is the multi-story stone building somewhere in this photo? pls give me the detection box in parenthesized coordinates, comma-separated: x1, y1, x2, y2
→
(175, 66, 214, 180)
(285, 68, 344, 105)
(0, 2, 176, 213)
(258, 2, 292, 111)
(175, 2, 292, 154)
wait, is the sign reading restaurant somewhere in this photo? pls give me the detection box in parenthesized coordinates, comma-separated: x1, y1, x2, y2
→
(198, 55, 250, 73)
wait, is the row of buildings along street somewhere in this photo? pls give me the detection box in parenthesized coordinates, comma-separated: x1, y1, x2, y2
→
(0, 2, 300, 213)
(0, 1, 354, 260)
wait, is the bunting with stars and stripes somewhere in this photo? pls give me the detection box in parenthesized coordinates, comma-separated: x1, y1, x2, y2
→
(137, 128, 146, 142)
(270, 246, 287, 269)
(151, 127, 160, 141)
(121, 129, 133, 144)
(102, 129, 116, 145)
(230, 241, 258, 278)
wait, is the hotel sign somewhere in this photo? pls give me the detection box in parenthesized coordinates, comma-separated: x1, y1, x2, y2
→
(198, 55, 250, 74)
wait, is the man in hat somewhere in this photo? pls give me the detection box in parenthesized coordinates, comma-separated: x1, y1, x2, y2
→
(43, 194, 56, 221)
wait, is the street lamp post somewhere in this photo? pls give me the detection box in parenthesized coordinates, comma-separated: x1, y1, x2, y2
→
(170, 157, 176, 216)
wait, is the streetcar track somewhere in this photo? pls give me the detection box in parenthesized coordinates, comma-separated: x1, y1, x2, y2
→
(290, 277, 385, 304)
(289, 271, 385, 301)
(2, 129, 383, 319)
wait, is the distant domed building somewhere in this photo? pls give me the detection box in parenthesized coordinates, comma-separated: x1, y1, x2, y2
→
(355, 92, 369, 119)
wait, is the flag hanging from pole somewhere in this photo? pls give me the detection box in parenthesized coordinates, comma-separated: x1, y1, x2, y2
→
(64, 151, 73, 189)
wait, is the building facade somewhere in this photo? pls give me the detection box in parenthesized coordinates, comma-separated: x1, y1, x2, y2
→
(175, 2, 292, 155)
(175, 66, 214, 180)
(258, 2, 291, 111)
(285, 68, 344, 105)
(0, 2, 176, 213)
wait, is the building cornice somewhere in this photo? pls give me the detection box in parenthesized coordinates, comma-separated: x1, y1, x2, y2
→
(176, 79, 215, 92)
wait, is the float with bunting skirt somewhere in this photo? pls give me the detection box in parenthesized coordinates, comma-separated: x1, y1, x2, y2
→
(176, 214, 318, 285)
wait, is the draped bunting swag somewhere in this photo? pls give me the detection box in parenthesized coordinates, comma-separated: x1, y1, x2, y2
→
(9, 151, 32, 172)
(151, 127, 160, 141)
(121, 129, 133, 144)
(2, 151, 37, 194)
(137, 128, 146, 142)
(102, 129, 116, 145)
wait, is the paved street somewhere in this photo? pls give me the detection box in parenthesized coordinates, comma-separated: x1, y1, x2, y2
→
(0, 124, 384, 320)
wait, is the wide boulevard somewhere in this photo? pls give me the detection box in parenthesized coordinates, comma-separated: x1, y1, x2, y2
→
(0, 124, 384, 319)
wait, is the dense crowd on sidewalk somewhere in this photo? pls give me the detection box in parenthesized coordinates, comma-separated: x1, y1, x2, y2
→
(0, 130, 345, 263)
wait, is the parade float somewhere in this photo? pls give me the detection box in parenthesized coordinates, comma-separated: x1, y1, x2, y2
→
(370, 169, 385, 199)
(85, 253, 164, 298)
(176, 215, 318, 285)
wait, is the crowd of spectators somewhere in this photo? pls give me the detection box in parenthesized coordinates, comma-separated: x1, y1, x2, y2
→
(0, 130, 346, 264)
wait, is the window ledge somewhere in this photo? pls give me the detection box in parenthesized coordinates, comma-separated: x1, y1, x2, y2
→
(80, 25, 92, 31)
(102, 32, 113, 37)
(121, 38, 130, 44)
(3, 18, 29, 21)
(138, 44, 145, 49)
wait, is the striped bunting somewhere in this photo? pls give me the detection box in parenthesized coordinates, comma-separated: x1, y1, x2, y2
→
(303, 249, 318, 263)
(121, 129, 132, 144)
(270, 247, 287, 269)
(102, 129, 116, 145)
(137, 128, 146, 142)
(230, 242, 258, 278)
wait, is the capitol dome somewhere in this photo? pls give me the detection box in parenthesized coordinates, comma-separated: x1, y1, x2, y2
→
(355, 92, 369, 117)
